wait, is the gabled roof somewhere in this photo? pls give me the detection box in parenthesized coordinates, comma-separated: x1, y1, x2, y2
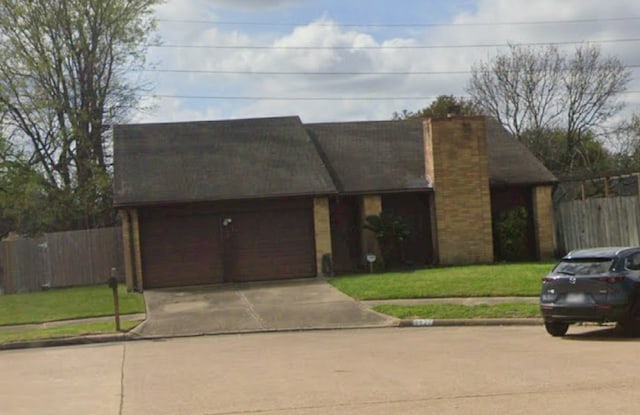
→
(113, 115, 557, 207)
(486, 118, 557, 186)
(306, 119, 431, 194)
(113, 116, 337, 207)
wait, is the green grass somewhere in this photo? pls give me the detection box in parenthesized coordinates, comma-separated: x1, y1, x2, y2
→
(0, 285, 145, 326)
(330, 262, 554, 300)
(373, 303, 542, 319)
(0, 320, 142, 344)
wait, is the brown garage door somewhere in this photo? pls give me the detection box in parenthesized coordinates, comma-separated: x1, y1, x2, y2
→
(139, 199, 316, 288)
(140, 209, 224, 288)
(225, 207, 316, 282)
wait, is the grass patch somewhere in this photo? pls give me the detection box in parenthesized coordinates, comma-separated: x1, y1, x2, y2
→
(373, 303, 541, 319)
(0, 320, 142, 344)
(330, 262, 554, 300)
(0, 285, 145, 326)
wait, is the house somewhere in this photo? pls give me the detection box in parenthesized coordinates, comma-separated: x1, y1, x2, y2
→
(113, 115, 556, 290)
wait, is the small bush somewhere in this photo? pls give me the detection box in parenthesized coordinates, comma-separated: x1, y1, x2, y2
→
(363, 211, 411, 268)
(493, 207, 529, 261)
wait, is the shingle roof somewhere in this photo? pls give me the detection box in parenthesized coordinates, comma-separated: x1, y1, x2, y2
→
(113, 115, 556, 207)
(306, 119, 431, 194)
(113, 116, 337, 206)
(485, 118, 557, 186)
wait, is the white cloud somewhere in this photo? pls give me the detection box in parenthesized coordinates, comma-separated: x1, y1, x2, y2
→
(135, 96, 223, 123)
(196, 0, 307, 10)
(137, 0, 640, 123)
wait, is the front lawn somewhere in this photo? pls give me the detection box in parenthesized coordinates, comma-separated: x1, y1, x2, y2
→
(0, 285, 145, 326)
(373, 303, 541, 319)
(330, 262, 555, 300)
(0, 320, 142, 344)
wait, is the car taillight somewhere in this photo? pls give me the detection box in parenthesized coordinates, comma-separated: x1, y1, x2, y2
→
(541, 277, 554, 283)
(591, 276, 625, 284)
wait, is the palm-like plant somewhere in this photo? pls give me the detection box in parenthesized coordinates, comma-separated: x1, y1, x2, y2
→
(363, 211, 411, 268)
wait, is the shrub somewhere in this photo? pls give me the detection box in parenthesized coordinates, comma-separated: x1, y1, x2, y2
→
(363, 211, 411, 268)
(493, 207, 529, 261)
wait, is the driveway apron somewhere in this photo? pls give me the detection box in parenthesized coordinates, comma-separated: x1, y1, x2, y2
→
(131, 279, 393, 337)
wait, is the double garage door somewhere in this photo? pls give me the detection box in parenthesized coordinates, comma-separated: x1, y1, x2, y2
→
(139, 199, 316, 288)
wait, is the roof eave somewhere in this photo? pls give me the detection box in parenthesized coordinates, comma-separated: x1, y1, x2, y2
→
(337, 186, 433, 196)
(113, 189, 339, 209)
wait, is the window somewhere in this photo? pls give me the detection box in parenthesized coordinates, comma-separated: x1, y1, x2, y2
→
(625, 253, 640, 271)
(553, 258, 613, 276)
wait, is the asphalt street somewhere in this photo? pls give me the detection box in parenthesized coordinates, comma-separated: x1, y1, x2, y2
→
(2, 326, 640, 414)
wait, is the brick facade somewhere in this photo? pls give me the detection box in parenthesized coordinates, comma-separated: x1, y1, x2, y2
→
(313, 197, 333, 276)
(120, 209, 135, 291)
(532, 185, 555, 259)
(424, 117, 494, 264)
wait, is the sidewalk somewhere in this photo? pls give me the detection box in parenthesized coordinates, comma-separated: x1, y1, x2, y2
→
(1, 297, 541, 333)
(363, 296, 539, 307)
(0, 297, 543, 350)
(362, 296, 543, 328)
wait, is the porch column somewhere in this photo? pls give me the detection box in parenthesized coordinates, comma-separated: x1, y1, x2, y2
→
(130, 208, 144, 291)
(120, 210, 135, 291)
(313, 197, 333, 277)
(360, 195, 382, 261)
(532, 185, 555, 259)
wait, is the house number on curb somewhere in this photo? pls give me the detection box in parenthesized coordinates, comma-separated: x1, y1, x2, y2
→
(412, 319, 434, 327)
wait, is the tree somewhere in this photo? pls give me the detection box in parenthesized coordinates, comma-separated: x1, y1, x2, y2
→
(0, 0, 160, 233)
(609, 113, 640, 171)
(393, 95, 483, 120)
(520, 128, 612, 176)
(468, 44, 630, 175)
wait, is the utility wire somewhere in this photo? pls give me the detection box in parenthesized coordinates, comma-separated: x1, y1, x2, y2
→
(157, 16, 640, 28)
(145, 65, 640, 76)
(150, 37, 640, 50)
(143, 91, 640, 101)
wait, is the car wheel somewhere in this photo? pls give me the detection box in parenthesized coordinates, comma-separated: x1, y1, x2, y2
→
(617, 301, 640, 337)
(544, 321, 569, 337)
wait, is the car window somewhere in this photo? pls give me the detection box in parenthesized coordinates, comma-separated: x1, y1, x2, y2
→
(553, 258, 613, 275)
(625, 253, 640, 271)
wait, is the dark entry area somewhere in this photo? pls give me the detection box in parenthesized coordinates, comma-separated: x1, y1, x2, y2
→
(329, 196, 361, 273)
(381, 192, 434, 266)
(490, 186, 537, 261)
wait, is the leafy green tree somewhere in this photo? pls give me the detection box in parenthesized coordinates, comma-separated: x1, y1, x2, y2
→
(521, 128, 613, 176)
(393, 95, 482, 120)
(0, 0, 160, 233)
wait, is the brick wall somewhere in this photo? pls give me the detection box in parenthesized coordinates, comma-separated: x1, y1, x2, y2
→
(313, 197, 333, 276)
(532, 185, 555, 259)
(424, 117, 494, 264)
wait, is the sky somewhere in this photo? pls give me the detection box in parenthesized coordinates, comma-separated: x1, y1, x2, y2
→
(136, 0, 640, 124)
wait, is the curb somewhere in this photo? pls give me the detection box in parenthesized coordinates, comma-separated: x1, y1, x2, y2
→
(398, 318, 544, 327)
(0, 333, 128, 351)
(0, 319, 547, 351)
(0, 323, 396, 351)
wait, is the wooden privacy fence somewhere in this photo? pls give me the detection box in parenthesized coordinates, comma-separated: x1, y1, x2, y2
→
(0, 227, 123, 294)
(555, 196, 640, 254)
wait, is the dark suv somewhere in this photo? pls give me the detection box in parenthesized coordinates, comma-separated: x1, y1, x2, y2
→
(540, 247, 640, 337)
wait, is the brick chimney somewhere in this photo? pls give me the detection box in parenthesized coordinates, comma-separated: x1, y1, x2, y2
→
(423, 117, 494, 264)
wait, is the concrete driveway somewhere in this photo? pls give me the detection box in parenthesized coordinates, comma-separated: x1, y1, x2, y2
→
(131, 279, 393, 337)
